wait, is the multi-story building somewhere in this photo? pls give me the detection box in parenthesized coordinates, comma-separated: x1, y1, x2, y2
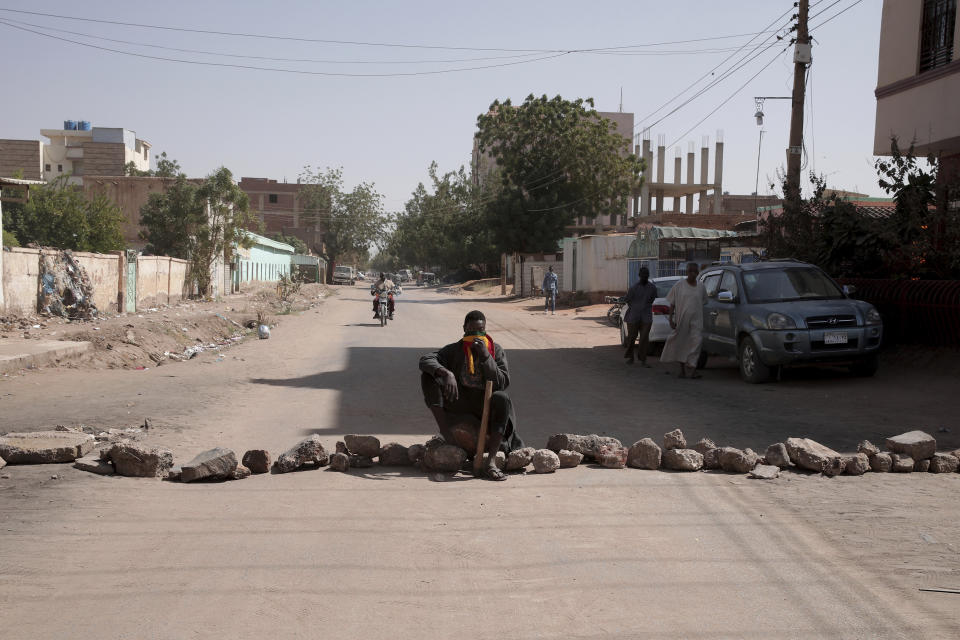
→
(238, 177, 326, 255)
(874, 0, 960, 195)
(0, 121, 151, 185)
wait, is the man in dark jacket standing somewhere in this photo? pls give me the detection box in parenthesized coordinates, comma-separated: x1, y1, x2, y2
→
(419, 310, 523, 480)
(623, 267, 658, 366)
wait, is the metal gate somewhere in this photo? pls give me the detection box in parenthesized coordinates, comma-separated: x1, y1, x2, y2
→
(124, 250, 137, 313)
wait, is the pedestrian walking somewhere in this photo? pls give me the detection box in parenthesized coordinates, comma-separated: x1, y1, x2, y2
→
(660, 262, 707, 378)
(622, 267, 658, 366)
(542, 266, 558, 315)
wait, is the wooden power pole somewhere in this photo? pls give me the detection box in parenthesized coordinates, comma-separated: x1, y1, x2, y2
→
(786, 0, 810, 207)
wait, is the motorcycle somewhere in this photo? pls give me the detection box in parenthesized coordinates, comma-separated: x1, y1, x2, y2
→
(371, 286, 400, 326)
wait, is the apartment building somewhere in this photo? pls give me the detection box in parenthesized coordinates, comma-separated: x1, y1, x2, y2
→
(874, 1, 960, 192)
(238, 177, 326, 255)
(0, 121, 151, 185)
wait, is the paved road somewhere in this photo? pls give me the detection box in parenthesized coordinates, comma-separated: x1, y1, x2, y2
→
(1, 286, 958, 639)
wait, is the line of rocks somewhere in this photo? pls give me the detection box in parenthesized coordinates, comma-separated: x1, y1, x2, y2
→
(2, 428, 958, 483)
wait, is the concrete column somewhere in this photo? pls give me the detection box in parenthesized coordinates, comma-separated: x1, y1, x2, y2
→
(714, 141, 724, 216)
(673, 156, 682, 213)
(632, 143, 640, 220)
(293, 194, 300, 228)
(686, 150, 695, 214)
(656, 144, 665, 215)
(641, 138, 652, 217)
(700, 144, 709, 213)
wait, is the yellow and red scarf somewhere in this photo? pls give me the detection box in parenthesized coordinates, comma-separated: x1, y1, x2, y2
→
(461, 334, 495, 374)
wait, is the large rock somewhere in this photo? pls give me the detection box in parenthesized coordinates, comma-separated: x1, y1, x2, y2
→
(329, 452, 350, 472)
(74, 456, 114, 476)
(344, 435, 381, 458)
(0, 430, 95, 464)
(857, 440, 880, 457)
(241, 449, 271, 474)
(422, 444, 467, 472)
(595, 444, 627, 469)
(718, 447, 759, 474)
(273, 435, 329, 473)
(692, 438, 716, 456)
(844, 453, 870, 476)
(891, 453, 914, 473)
(785, 438, 844, 474)
(107, 443, 174, 477)
(378, 442, 411, 466)
(506, 447, 536, 471)
(764, 443, 791, 469)
(929, 453, 959, 474)
(558, 450, 583, 468)
(181, 448, 238, 482)
(628, 438, 661, 470)
(335, 441, 348, 455)
(532, 449, 560, 473)
(748, 465, 780, 480)
(662, 449, 703, 471)
(663, 429, 686, 451)
(407, 444, 426, 466)
(914, 458, 931, 473)
(702, 447, 721, 470)
(885, 431, 936, 461)
(546, 434, 622, 461)
(869, 452, 892, 472)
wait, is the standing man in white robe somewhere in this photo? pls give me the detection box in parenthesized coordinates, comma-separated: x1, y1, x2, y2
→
(660, 262, 707, 378)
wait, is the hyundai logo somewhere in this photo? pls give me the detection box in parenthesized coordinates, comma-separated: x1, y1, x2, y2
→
(828, 317, 838, 325)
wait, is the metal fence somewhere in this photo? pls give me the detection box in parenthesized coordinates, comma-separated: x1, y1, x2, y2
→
(627, 259, 685, 287)
(840, 278, 960, 347)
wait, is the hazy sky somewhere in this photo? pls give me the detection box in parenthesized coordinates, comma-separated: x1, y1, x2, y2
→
(0, 0, 884, 212)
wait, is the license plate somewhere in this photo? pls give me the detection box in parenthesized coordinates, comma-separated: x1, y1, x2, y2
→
(824, 331, 848, 345)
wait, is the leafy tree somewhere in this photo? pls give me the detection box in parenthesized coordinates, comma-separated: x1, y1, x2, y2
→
(389, 162, 497, 272)
(475, 94, 644, 253)
(139, 168, 259, 296)
(124, 151, 181, 178)
(6, 175, 125, 252)
(2, 228, 19, 247)
(270, 233, 309, 255)
(298, 166, 388, 278)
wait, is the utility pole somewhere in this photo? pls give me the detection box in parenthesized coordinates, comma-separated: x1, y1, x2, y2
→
(786, 0, 810, 207)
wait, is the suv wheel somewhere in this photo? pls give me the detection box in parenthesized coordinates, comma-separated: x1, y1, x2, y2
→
(739, 338, 773, 383)
(850, 354, 879, 377)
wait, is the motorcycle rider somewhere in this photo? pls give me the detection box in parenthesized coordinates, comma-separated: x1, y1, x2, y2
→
(372, 272, 396, 319)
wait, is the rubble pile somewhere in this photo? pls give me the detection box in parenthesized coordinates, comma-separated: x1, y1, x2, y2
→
(38, 250, 97, 320)
(2, 425, 958, 486)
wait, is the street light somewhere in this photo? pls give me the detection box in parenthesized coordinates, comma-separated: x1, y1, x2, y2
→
(753, 96, 791, 127)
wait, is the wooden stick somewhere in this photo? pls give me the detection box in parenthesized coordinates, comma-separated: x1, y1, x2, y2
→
(473, 380, 494, 477)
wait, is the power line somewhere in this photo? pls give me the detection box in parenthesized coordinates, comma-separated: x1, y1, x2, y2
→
(0, 20, 571, 77)
(809, 0, 865, 31)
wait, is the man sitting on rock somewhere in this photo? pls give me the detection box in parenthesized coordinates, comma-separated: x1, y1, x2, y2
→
(419, 310, 524, 480)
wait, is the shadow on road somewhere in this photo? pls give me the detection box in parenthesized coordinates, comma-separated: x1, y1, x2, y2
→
(248, 342, 957, 453)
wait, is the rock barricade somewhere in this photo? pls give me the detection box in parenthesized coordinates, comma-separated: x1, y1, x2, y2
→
(785, 438, 844, 475)
(532, 449, 560, 473)
(231, 465, 251, 480)
(273, 435, 329, 473)
(929, 452, 959, 474)
(844, 453, 870, 476)
(506, 447, 536, 471)
(764, 443, 791, 469)
(749, 465, 780, 480)
(345, 435, 381, 458)
(329, 452, 350, 472)
(857, 440, 880, 457)
(869, 452, 892, 472)
(595, 444, 627, 469)
(379, 443, 411, 466)
(558, 450, 583, 468)
(241, 450, 271, 474)
(718, 447, 759, 474)
(885, 431, 936, 461)
(0, 431, 95, 464)
(891, 453, 914, 473)
(181, 448, 238, 482)
(74, 456, 114, 476)
(106, 443, 174, 477)
(422, 443, 467, 472)
(662, 449, 703, 471)
(663, 429, 686, 451)
(627, 438, 661, 470)
(546, 434, 622, 461)
(407, 444, 426, 466)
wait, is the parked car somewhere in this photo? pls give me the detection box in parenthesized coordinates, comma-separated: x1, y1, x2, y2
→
(397, 269, 413, 283)
(356, 271, 366, 281)
(618, 276, 684, 353)
(696, 260, 883, 383)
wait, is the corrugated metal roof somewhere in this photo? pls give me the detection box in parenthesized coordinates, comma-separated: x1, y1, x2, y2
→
(244, 231, 295, 253)
(0, 177, 46, 186)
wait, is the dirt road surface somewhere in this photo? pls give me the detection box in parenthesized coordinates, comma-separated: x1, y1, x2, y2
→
(1, 286, 958, 639)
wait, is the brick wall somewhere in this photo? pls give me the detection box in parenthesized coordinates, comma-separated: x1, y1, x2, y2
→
(0, 139, 43, 180)
(81, 142, 126, 176)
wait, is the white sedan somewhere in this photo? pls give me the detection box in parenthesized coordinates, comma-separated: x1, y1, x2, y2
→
(618, 276, 684, 353)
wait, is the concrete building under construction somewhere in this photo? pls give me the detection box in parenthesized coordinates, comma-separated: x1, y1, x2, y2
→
(634, 131, 724, 218)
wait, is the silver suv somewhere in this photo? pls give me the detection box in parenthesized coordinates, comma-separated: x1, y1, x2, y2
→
(698, 260, 883, 383)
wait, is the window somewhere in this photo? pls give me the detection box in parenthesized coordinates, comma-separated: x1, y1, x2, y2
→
(268, 194, 278, 204)
(702, 273, 722, 298)
(719, 271, 739, 299)
(45, 163, 51, 171)
(919, 0, 957, 73)
(57, 164, 63, 172)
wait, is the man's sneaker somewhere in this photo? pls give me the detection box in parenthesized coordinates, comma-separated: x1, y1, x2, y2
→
(551, 311, 556, 315)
